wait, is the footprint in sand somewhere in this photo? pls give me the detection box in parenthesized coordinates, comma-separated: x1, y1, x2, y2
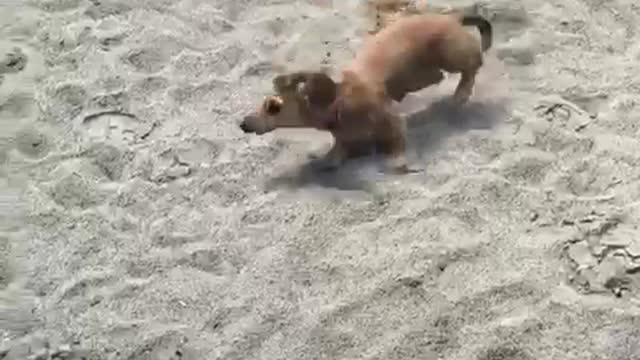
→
(97, 32, 127, 51)
(35, 0, 84, 12)
(81, 111, 146, 145)
(499, 151, 555, 185)
(13, 124, 51, 159)
(84, 0, 132, 20)
(0, 92, 38, 121)
(128, 75, 170, 103)
(0, 46, 28, 74)
(49, 173, 104, 209)
(77, 89, 160, 145)
(122, 47, 170, 74)
(47, 83, 88, 122)
(121, 36, 184, 74)
(0, 45, 29, 89)
(123, 330, 191, 360)
(176, 248, 239, 276)
(53, 271, 113, 303)
(0, 234, 12, 290)
(88, 91, 130, 111)
(85, 142, 129, 181)
(209, 44, 247, 77)
(477, 345, 533, 360)
(495, 35, 536, 66)
(148, 216, 204, 248)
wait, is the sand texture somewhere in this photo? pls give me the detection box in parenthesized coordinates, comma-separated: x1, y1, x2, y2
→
(2, 0, 640, 358)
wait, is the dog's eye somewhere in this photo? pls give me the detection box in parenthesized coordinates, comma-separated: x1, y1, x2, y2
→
(265, 99, 281, 115)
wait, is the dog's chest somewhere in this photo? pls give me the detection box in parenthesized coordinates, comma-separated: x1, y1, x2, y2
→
(334, 110, 376, 138)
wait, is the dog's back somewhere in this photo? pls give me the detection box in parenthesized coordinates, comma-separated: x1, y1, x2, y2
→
(349, 13, 463, 85)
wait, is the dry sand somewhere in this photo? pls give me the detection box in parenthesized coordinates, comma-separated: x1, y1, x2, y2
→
(1, 0, 640, 358)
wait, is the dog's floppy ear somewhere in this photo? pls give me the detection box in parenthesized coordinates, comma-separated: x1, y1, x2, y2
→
(300, 72, 338, 108)
(272, 72, 310, 94)
(272, 73, 295, 93)
(272, 71, 338, 108)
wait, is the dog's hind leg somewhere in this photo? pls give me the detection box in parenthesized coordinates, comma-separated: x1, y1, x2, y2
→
(452, 68, 476, 105)
(439, 30, 483, 105)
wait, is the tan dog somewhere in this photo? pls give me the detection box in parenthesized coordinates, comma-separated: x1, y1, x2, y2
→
(240, 11, 493, 173)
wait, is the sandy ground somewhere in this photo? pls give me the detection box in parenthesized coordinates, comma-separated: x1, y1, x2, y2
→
(1, 0, 640, 359)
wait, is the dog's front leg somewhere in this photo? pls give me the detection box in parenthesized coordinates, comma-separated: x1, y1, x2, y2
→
(375, 111, 415, 174)
(311, 135, 347, 171)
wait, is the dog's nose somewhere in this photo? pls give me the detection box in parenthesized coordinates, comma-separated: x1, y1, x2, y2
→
(239, 116, 255, 133)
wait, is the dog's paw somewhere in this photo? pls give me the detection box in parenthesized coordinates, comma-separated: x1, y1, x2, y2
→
(405, 167, 425, 174)
(451, 93, 471, 106)
(393, 166, 423, 175)
(382, 162, 424, 175)
(307, 152, 323, 160)
(309, 157, 340, 172)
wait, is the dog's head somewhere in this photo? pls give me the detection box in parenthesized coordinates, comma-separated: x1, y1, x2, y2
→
(239, 71, 339, 135)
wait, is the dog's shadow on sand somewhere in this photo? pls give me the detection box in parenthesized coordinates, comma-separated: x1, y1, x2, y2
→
(265, 156, 380, 192)
(406, 96, 506, 155)
(265, 97, 507, 192)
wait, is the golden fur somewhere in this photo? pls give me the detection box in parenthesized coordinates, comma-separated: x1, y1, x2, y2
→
(239, 71, 413, 173)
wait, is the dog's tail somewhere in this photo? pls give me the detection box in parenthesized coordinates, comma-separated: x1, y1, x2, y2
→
(460, 15, 492, 52)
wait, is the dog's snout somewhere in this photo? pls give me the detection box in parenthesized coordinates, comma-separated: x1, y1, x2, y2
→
(239, 115, 256, 133)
